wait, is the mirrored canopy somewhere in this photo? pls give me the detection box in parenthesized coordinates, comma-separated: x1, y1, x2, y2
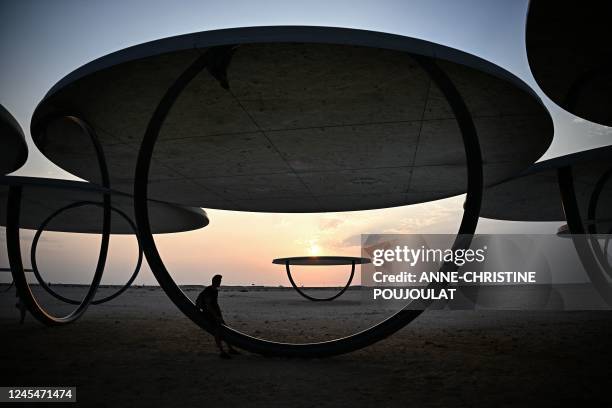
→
(527, 1, 612, 127)
(0, 176, 209, 234)
(32, 27, 553, 212)
(273, 256, 371, 266)
(482, 146, 612, 223)
(0, 104, 28, 175)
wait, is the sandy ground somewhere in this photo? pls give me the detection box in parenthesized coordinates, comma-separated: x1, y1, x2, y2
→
(1, 285, 611, 407)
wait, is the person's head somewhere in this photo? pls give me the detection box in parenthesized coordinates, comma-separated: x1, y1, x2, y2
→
(211, 274, 222, 288)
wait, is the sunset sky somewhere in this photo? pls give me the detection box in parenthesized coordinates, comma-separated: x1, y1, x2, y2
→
(1, 0, 611, 286)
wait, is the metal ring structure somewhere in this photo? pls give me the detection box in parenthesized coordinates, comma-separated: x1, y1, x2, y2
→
(586, 167, 612, 277)
(6, 116, 111, 325)
(287, 260, 355, 302)
(558, 167, 612, 306)
(273, 256, 369, 301)
(30, 201, 143, 305)
(132, 43, 483, 357)
(557, 75, 612, 301)
(604, 227, 612, 267)
(566, 73, 612, 278)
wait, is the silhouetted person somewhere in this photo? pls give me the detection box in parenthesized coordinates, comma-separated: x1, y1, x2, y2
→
(196, 274, 239, 359)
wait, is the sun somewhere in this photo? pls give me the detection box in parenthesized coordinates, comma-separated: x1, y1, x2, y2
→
(309, 244, 321, 256)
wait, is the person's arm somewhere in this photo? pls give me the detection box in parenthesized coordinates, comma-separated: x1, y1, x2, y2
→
(204, 297, 224, 323)
(195, 295, 204, 311)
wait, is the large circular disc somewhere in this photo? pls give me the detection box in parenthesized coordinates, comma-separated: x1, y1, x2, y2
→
(0, 176, 208, 234)
(482, 146, 612, 222)
(273, 256, 370, 266)
(31, 27, 552, 212)
(526, 1, 612, 127)
(0, 104, 28, 175)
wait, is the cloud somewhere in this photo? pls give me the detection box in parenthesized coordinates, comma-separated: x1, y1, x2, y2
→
(338, 233, 362, 248)
(318, 217, 344, 230)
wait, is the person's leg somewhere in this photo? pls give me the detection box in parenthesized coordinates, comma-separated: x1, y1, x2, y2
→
(217, 317, 239, 354)
(214, 328, 224, 351)
(214, 326, 231, 359)
(202, 311, 232, 358)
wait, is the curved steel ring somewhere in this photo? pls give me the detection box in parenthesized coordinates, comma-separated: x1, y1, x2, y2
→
(586, 167, 612, 276)
(133, 48, 483, 357)
(285, 260, 355, 302)
(558, 167, 612, 306)
(6, 116, 111, 325)
(7, 189, 110, 325)
(564, 72, 612, 283)
(604, 227, 612, 267)
(30, 201, 143, 305)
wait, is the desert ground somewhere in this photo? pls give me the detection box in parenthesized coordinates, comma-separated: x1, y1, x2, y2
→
(1, 285, 611, 407)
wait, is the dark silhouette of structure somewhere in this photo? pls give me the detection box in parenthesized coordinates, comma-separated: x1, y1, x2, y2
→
(1, 107, 209, 325)
(526, 2, 612, 127)
(0, 104, 27, 175)
(21, 26, 554, 357)
(482, 146, 612, 305)
(273, 256, 370, 301)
